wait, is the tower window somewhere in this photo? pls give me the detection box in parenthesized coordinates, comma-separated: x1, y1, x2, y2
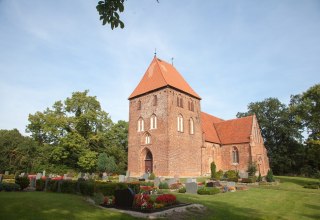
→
(177, 96, 183, 108)
(189, 118, 194, 134)
(138, 118, 144, 132)
(145, 133, 151, 144)
(138, 100, 141, 110)
(177, 114, 184, 132)
(150, 114, 157, 129)
(153, 95, 157, 106)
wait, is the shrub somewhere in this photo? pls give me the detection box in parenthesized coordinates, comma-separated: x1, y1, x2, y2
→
(247, 162, 257, 176)
(210, 162, 216, 179)
(148, 172, 155, 180)
(155, 194, 176, 206)
(15, 177, 30, 190)
(0, 182, 20, 192)
(257, 173, 262, 182)
(266, 170, 275, 182)
(93, 192, 105, 205)
(103, 195, 115, 206)
(47, 180, 60, 192)
(197, 187, 220, 195)
(214, 170, 224, 180)
(158, 182, 169, 189)
(224, 170, 238, 179)
(60, 180, 77, 194)
(96, 182, 128, 196)
(178, 187, 186, 193)
(79, 180, 95, 196)
(140, 181, 154, 187)
(227, 177, 239, 182)
(36, 179, 46, 191)
(2, 174, 15, 179)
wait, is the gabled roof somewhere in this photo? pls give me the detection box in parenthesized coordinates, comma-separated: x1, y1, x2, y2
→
(201, 112, 224, 144)
(129, 57, 201, 100)
(202, 112, 253, 145)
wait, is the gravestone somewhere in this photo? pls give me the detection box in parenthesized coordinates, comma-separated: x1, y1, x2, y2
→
(239, 172, 248, 179)
(77, 173, 82, 179)
(30, 177, 36, 188)
(142, 173, 149, 180)
(126, 171, 130, 177)
(119, 175, 125, 183)
(186, 178, 197, 183)
(206, 182, 214, 187)
(5, 171, 9, 175)
(84, 173, 89, 180)
(167, 178, 177, 186)
(154, 177, 161, 188)
(227, 182, 236, 187)
(49, 174, 53, 178)
(42, 170, 46, 177)
(36, 173, 42, 180)
(186, 182, 198, 194)
(114, 188, 135, 208)
(213, 181, 222, 187)
(186, 178, 192, 183)
(102, 172, 108, 181)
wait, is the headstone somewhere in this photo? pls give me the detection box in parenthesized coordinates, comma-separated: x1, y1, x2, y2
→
(63, 174, 67, 179)
(36, 173, 42, 180)
(167, 178, 177, 186)
(77, 173, 82, 179)
(206, 182, 214, 187)
(138, 178, 145, 182)
(154, 177, 161, 188)
(119, 175, 126, 183)
(186, 178, 197, 183)
(186, 182, 198, 194)
(126, 171, 130, 177)
(102, 172, 108, 181)
(213, 181, 222, 187)
(20, 172, 25, 177)
(84, 173, 89, 180)
(42, 170, 46, 177)
(114, 188, 135, 208)
(30, 177, 36, 188)
(186, 178, 192, 183)
(227, 182, 236, 187)
(142, 173, 149, 180)
(239, 172, 248, 179)
(5, 171, 9, 175)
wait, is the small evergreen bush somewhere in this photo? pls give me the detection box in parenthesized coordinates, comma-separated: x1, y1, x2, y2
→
(159, 182, 169, 189)
(60, 180, 77, 194)
(210, 162, 216, 179)
(178, 187, 186, 193)
(148, 172, 155, 180)
(224, 170, 238, 179)
(93, 192, 105, 205)
(214, 170, 224, 180)
(247, 162, 257, 176)
(257, 173, 262, 182)
(15, 176, 30, 190)
(36, 179, 46, 191)
(197, 187, 220, 195)
(266, 170, 275, 182)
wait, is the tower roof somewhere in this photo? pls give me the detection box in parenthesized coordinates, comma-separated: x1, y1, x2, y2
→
(129, 57, 201, 99)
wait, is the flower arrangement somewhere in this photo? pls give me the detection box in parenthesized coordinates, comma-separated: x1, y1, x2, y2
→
(155, 194, 177, 206)
(103, 196, 115, 206)
(133, 194, 154, 210)
(169, 182, 183, 190)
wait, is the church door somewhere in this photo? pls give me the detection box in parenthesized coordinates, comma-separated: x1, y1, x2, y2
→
(145, 151, 153, 173)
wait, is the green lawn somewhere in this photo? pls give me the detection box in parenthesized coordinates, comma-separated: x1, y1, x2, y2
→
(0, 176, 319, 220)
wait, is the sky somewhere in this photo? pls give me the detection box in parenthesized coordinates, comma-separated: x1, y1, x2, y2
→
(0, 0, 319, 135)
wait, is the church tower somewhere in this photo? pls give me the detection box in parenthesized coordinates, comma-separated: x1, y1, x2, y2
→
(127, 57, 203, 177)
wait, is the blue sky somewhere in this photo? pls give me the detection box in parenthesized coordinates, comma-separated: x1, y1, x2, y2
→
(0, 0, 319, 135)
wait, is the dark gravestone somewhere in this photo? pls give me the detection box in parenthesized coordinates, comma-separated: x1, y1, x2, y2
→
(115, 188, 135, 208)
(138, 178, 145, 182)
(206, 182, 214, 187)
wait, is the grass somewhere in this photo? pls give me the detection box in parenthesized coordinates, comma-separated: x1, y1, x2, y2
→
(0, 176, 319, 219)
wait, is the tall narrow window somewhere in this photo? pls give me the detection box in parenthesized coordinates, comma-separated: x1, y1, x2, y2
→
(177, 114, 184, 132)
(150, 114, 157, 129)
(232, 147, 239, 164)
(138, 118, 144, 132)
(177, 96, 183, 108)
(138, 100, 141, 110)
(177, 97, 179, 107)
(153, 95, 157, 106)
(180, 98, 183, 108)
(189, 118, 194, 134)
(191, 102, 194, 112)
(145, 133, 151, 144)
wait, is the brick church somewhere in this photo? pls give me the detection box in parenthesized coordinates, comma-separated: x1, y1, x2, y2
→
(127, 56, 270, 177)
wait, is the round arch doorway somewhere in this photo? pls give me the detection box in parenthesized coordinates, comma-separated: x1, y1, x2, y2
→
(144, 150, 153, 173)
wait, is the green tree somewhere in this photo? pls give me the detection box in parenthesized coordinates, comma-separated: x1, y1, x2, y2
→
(97, 153, 117, 175)
(26, 90, 113, 171)
(237, 98, 304, 175)
(0, 129, 39, 173)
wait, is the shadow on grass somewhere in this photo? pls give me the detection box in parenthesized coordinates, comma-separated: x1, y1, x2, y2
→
(277, 176, 319, 187)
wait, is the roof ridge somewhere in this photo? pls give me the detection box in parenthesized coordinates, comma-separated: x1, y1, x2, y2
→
(214, 115, 253, 125)
(154, 57, 169, 85)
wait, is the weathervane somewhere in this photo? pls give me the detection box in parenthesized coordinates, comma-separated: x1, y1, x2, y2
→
(171, 57, 174, 66)
(154, 48, 157, 57)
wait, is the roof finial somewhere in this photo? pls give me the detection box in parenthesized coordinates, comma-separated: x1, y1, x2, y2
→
(171, 57, 174, 66)
(154, 48, 157, 57)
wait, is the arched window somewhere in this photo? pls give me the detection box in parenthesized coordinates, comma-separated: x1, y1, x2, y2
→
(138, 118, 144, 132)
(189, 118, 194, 134)
(145, 133, 151, 144)
(177, 96, 183, 108)
(191, 102, 194, 112)
(232, 147, 239, 164)
(153, 95, 157, 106)
(138, 100, 141, 110)
(150, 114, 157, 129)
(177, 114, 184, 132)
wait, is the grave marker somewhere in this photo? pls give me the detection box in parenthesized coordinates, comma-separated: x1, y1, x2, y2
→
(186, 182, 198, 194)
(119, 175, 125, 183)
(114, 188, 135, 208)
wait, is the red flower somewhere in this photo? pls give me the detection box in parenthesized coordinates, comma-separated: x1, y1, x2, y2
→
(155, 194, 176, 206)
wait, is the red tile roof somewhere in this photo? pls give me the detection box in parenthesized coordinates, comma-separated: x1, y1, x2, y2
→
(202, 112, 253, 144)
(129, 57, 201, 99)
